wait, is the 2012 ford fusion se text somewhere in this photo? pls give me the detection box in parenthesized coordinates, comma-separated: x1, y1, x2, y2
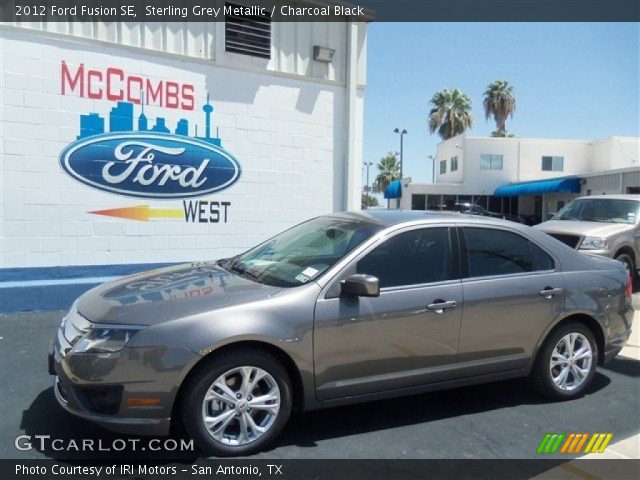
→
(49, 211, 634, 456)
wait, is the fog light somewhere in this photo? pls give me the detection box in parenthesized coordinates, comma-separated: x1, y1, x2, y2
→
(75, 385, 123, 415)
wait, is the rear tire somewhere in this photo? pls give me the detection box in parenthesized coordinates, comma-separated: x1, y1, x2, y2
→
(180, 347, 292, 457)
(531, 322, 598, 400)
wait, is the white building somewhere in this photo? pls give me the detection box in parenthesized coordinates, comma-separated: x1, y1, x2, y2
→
(0, 10, 372, 311)
(402, 135, 640, 223)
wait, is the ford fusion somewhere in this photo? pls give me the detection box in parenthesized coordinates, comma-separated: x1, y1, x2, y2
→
(50, 211, 634, 456)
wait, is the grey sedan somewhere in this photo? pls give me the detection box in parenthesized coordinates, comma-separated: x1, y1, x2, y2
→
(50, 211, 634, 456)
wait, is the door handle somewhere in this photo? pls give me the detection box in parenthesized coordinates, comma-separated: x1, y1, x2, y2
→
(539, 287, 563, 299)
(426, 300, 457, 314)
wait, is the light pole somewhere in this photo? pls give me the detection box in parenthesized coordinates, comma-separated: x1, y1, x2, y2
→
(428, 155, 435, 183)
(393, 128, 407, 179)
(363, 161, 373, 195)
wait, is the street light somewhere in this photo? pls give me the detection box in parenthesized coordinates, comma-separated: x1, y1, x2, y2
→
(393, 128, 407, 180)
(428, 155, 436, 183)
(363, 161, 373, 194)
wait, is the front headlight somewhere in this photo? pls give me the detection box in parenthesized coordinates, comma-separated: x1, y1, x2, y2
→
(580, 236, 609, 250)
(71, 326, 143, 354)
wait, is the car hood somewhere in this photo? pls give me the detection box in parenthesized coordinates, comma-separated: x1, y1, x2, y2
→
(77, 262, 283, 326)
(534, 220, 634, 237)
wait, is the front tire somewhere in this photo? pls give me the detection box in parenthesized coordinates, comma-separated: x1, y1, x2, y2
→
(180, 347, 292, 456)
(615, 252, 635, 278)
(531, 322, 598, 400)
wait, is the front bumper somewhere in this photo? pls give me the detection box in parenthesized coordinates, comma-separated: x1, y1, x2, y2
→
(49, 324, 198, 436)
(578, 248, 613, 258)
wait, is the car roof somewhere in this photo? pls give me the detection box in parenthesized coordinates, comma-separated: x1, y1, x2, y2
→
(574, 194, 640, 201)
(338, 209, 511, 228)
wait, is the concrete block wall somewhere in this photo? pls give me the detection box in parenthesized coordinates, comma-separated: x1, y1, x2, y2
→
(1, 29, 351, 270)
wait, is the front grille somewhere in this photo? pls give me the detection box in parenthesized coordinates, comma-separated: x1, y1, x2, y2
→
(548, 233, 582, 249)
(62, 309, 91, 345)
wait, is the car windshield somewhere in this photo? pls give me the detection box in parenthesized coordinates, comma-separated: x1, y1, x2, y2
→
(553, 198, 640, 224)
(219, 216, 384, 287)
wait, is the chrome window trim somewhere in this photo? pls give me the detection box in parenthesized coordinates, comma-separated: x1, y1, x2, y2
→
(378, 278, 462, 294)
(459, 268, 558, 284)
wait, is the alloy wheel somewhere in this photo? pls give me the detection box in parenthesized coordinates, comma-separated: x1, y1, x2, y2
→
(201, 366, 280, 446)
(549, 333, 593, 391)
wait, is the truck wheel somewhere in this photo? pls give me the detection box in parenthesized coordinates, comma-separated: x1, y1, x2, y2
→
(615, 252, 635, 278)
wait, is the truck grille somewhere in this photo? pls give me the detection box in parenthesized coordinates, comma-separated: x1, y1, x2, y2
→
(548, 233, 581, 249)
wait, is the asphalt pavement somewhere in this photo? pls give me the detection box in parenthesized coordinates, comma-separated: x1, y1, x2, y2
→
(0, 306, 638, 460)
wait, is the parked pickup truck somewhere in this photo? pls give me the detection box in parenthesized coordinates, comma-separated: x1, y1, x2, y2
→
(534, 194, 640, 277)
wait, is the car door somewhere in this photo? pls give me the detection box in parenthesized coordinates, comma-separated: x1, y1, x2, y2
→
(313, 225, 463, 400)
(456, 225, 565, 375)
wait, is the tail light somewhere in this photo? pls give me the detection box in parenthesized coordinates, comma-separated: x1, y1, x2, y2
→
(625, 275, 633, 298)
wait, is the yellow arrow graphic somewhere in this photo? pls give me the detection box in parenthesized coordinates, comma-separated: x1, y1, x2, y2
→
(90, 205, 183, 222)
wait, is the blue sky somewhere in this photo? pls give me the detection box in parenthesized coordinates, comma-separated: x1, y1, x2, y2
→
(363, 23, 640, 184)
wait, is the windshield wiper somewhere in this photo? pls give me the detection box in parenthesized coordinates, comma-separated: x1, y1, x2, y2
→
(228, 263, 261, 283)
(581, 217, 615, 223)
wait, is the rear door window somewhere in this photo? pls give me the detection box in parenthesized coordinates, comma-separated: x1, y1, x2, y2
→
(463, 228, 533, 277)
(531, 242, 555, 271)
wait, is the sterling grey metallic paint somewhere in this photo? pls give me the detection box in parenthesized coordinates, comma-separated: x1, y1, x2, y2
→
(51, 211, 634, 435)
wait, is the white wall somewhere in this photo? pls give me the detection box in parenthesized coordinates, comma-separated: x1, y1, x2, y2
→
(588, 137, 640, 171)
(5, 20, 363, 86)
(456, 137, 520, 194)
(518, 139, 587, 180)
(434, 134, 464, 184)
(0, 28, 363, 269)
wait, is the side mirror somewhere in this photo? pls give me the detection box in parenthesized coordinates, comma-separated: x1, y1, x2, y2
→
(340, 274, 380, 297)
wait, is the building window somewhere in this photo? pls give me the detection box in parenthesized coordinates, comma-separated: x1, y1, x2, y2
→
(451, 156, 458, 171)
(480, 154, 503, 170)
(440, 159, 447, 174)
(442, 195, 456, 210)
(412, 194, 426, 210)
(427, 195, 443, 210)
(488, 196, 502, 214)
(225, 3, 271, 59)
(541, 156, 564, 172)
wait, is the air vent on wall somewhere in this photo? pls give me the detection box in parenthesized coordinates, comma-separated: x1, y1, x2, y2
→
(225, 3, 271, 59)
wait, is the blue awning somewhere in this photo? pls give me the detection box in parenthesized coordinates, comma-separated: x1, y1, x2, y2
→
(493, 177, 581, 197)
(384, 179, 402, 199)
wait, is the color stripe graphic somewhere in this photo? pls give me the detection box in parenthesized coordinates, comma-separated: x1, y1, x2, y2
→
(90, 205, 184, 221)
(537, 433, 613, 454)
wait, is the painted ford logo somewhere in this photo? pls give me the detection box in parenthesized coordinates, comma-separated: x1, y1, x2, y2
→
(59, 132, 241, 199)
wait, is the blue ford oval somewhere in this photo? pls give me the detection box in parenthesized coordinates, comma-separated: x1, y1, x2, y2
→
(59, 132, 241, 199)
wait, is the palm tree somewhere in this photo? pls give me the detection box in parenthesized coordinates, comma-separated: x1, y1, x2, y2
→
(375, 153, 400, 192)
(428, 88, 474, 140)
(483, 80, 516, 136)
